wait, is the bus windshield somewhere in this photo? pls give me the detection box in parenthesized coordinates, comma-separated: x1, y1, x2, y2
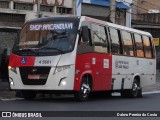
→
(13, 18, 79, 56)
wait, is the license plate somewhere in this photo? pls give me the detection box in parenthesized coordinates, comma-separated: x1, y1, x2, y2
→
(28, 75, 40, 80)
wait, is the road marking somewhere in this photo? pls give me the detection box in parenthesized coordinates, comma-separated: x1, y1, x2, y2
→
(142, 90, 160, 95)
(112, 93, 120, 96)
(0, 98, 24, 101)
(112, 91, 160, 96)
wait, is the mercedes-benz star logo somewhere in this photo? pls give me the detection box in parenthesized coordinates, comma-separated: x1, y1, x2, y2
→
(31, 68, 37, 73)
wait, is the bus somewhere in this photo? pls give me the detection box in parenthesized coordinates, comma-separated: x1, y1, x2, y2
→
(8, 16, 156, 101)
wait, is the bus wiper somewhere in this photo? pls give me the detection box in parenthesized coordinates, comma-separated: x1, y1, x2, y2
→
(18, 48, 38, 55)
(39, 47, 64, 54)
(49, 35, 68, 41)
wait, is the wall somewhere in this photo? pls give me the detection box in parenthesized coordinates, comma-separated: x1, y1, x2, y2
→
(132, 0, 160, 20)
(0, 32, 17, 53)
(77, 0, 132, 27)
(81, 3, 110, 17)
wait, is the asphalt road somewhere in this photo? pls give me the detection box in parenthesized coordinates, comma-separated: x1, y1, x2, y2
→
(0, 93, 160, 111)
(1, 93, 160, 120)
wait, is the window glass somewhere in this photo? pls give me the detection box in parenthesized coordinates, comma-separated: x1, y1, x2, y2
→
(92, 24, 108, 53)
(77, 22, 94, 54)
(109, 27, 121, 54)
(15, 18, 79, 56)
(134, 34, 144, 57)
(143, 36, 152, 58)
(121, 31, 134, 56)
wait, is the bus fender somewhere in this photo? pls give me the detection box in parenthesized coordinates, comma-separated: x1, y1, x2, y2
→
(74, 70, 93, 91)
(132, 73, 141, 86)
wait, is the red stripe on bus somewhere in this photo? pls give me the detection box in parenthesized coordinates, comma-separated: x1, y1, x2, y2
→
(74, 53, 112, 91)
(9, 54, 35, 67)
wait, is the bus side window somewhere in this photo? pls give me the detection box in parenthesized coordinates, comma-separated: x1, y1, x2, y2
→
(108, 27, 122, 55)
(79, 21, 92, 46)
(150, 37, 155, 58)
(91, 24, 108, 53)
(143, 36, 153, 58)
(134, 33, 144, 58)
(79, 28, 92, 45)
(77, 23, 94, 54)
(121, 30, 134, 56)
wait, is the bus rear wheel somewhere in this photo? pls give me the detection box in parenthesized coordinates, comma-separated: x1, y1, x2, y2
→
(121, 79, 142, 98)
(74, 78, 91, 102)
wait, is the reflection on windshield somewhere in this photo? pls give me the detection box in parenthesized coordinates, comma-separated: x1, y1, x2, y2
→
(38, 31, 75, 52)
(16, 20, 78, 55)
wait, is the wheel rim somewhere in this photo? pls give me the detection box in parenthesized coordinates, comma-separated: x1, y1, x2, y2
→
(132, 82, 138, 97)
(80, 82, 90, 98)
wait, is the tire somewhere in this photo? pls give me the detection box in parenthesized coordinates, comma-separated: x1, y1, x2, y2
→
(121, 79, 142, 98)
(74, 77, 91, 102)
(21, 91, 36, 100)
(131, 79, 142, 98)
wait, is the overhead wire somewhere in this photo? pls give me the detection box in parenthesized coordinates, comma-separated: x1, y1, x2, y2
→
(117, 0, 160, 16)
(110, 0, 160, 18)
(134, 0, 160, 9)
(121, 0, 149, 12)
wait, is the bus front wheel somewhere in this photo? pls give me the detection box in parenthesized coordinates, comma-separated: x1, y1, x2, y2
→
(74, 78, 91, 102)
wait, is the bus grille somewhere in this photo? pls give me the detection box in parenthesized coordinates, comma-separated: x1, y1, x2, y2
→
(19, 67, 51, 85)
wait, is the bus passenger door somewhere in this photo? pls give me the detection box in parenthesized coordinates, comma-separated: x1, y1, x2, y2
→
(91, 55, 102, 91)
(101, 55, 112, 90)
(91, 54, 112, 91)
(91, 24, 112, 91)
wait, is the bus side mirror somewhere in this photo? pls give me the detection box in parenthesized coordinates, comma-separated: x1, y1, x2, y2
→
(81, 26, 90, 42)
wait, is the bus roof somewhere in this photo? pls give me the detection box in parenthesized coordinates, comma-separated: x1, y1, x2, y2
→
(27, 16, 80, 24)
(82, 16, 151, 36)
(107, 22, 151, 36)
(26, 16, 151, 36)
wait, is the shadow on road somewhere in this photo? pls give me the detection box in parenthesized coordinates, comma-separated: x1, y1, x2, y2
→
(20, 93, 151, 104)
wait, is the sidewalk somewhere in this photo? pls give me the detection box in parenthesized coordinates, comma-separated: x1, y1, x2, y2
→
(143, 82, 160, 92)
(0, 79, 16, 100)
(0, 70, 160, 100)
(143, 70, 160, 92)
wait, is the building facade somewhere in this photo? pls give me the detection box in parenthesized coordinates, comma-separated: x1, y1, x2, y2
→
(0, 0, 74, 52)
(76, 0, 132, 27)
(0, 0, 74, 27)
(131, 0, 160, 68)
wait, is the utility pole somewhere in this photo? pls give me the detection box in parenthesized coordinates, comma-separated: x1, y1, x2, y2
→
(37, 0, 42, 18)
(73, 0, 77, 15)
(110, 0, 116, 23)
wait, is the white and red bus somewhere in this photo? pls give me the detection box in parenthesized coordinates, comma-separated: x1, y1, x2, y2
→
(8, 16, 156, 101)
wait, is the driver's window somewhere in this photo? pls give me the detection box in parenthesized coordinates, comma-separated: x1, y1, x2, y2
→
(79, 21, 92, 45)
(77, 22, 94, 54)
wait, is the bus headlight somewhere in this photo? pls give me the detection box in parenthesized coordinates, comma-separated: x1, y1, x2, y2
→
(54, 65, 71, 74)
(58, 77, 67, 86)
(9, 78, 14, 86)
(8, 66, 17, 74)
(61, 80, 67, 86)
